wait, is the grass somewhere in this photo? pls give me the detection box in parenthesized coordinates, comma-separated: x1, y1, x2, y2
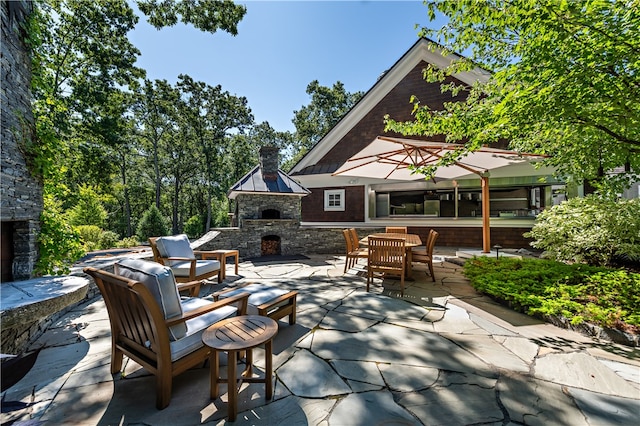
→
(463, 257, 640, 335)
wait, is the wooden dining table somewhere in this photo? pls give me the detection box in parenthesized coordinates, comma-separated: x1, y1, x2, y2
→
(359, 233, 422, 279)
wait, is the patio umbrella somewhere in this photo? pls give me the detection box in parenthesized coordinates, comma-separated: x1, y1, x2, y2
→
(332, 136, 548, 252)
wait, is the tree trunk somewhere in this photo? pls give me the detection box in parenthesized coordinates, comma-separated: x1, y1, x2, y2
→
(120, 151, 132, 236)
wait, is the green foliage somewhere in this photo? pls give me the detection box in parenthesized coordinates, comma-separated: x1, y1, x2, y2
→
(75, 225, 103, 251)
(211, 197, 230, 228)
(36, 194, 84, 276)
(386, 1, 640, 194)
(184, 215, 204, 238)
(525, 196, 640, 266)
(99, 231, 121, 250)
(137, 0, 246, 35)
(68, 185, 108, 227)
(291, 80, 364, 165)
(463, 257, 640, 331)
(136, 205, 169, 241)
(116, 236, 140, 248)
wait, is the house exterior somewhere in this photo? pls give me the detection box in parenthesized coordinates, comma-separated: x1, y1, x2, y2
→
(289, 38, 567, 249)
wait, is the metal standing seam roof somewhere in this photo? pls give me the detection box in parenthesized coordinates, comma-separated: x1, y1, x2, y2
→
(227, 165, 311, 199)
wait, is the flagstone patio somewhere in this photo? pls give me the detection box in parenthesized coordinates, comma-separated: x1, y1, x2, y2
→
(1, 252, 638, 425)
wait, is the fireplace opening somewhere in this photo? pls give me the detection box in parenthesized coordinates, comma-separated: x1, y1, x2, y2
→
(261, 209, 281, 219)
(1, 222, 14, 282)
(261, 235, 281, 256)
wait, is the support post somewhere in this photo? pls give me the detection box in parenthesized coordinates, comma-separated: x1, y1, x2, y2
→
(481, 174, 491, 253)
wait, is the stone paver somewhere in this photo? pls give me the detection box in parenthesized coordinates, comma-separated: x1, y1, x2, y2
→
(2, 252, 639, 426)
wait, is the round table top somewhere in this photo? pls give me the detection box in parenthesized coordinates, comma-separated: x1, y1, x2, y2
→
(202, 315, 278, 351)
(361, 233, 422, 247)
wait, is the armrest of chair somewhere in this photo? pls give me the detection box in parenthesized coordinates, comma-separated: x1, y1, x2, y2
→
(211, 286, 238, 301)
(165, 292, 250, 327)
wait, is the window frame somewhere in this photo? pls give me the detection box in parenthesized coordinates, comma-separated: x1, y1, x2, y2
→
(324, 189, 345, 211)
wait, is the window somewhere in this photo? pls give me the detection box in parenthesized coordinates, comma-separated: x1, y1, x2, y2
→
(324, 189, 345, 211)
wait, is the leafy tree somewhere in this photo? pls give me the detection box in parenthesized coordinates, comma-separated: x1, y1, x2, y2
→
(133, 79, 181, 208)
(67, 185, 108, 227)
(136, 205, 168, 241)
(385, 1, 640, 194)
(137, 0, 246, 35)
(291, 80, 363, 166)
(177, 74, 253, 232)
(27, 0, 247, 271)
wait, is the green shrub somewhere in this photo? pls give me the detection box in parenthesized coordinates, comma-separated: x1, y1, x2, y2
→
(463, 257, 640, 331)
(136, 205, 168, 241)
(116, 236, 140, 248)
(36, 194, 84, 275)
(184, 215, 204, 238)
(76, 225, 102, 252)
(67, 185, 108, 227)
(99, 231, 120, 250)
(525, 196, 640, 266)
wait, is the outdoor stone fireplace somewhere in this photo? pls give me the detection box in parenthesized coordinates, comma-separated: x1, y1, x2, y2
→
(223, 146, 310, 258)
(1, 1, 41, 282)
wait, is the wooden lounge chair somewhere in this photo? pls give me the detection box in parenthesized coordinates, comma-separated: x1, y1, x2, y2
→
(367, 236, 406, 296)
(411, 229, 439, 282)
(385, 226, 407, 234)
(149, 234, 222, 285)
(84, 258, 249, 410)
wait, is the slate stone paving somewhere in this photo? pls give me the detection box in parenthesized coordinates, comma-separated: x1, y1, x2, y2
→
(1, 252, 639, 425)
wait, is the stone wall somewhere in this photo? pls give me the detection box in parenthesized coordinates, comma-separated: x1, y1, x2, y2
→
(236, 193, 302, 225)
(1, 0, 41, 281)
(200, 225, 385, 259)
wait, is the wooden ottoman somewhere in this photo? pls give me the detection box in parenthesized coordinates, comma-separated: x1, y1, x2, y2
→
(213, 283, 297, 325)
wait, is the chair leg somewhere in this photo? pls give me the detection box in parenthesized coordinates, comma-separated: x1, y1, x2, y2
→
(156, 369, 172, 409)
(428, 261, 435, 282)
(111, 345, 123, 373)
(344, 255, 349, 273)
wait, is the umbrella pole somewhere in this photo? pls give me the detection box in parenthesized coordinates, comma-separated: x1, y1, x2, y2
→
(481, 175, 491, 253)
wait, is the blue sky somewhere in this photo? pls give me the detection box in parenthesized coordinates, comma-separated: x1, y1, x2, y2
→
(129, 1, 442, 132)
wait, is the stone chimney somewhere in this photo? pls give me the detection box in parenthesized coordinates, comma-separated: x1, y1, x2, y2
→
(259, 146, 279, 181)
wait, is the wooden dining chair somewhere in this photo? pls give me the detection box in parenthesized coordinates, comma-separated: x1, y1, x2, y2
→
(342, 229, 368, 272)
(367, 236, 406, 296)
(411, 229, 439, 282)
(385, 226, 407, 234)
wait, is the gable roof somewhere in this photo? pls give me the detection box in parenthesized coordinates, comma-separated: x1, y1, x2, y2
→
(228, 165, 310, 199)
(289, 38, 491, 175)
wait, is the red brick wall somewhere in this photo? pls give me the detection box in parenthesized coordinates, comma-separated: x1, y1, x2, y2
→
(319, 62, 467, 166)
(302, 186, 365, 222)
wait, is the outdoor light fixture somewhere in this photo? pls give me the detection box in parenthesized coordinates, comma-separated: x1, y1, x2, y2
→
(493, 244, 502, 259)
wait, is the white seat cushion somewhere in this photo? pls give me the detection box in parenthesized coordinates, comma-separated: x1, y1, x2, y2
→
(114, 258, 187, 340)
(171, 259, 220, 278)
(219, 283, 290, 315)
(156, 234, 194, 266)
(170, 297, 237, 361)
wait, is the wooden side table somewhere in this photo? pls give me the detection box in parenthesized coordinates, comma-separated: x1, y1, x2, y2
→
(202, 315, 278, 421)
(212, 249, 239, 280)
